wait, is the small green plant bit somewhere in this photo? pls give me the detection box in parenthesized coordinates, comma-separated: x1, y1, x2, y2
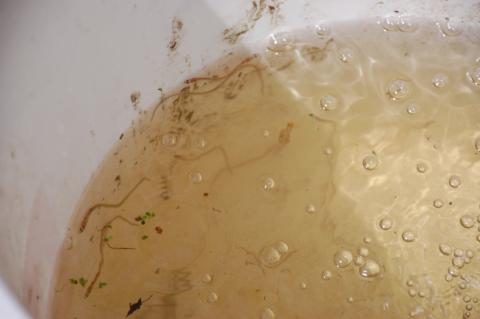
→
(135, 211, 156, 225)
(79, 277, 88, 287)
(142, 235, 149, 240)
(69, 278, 78, 285)
(98, 282, 107, 289)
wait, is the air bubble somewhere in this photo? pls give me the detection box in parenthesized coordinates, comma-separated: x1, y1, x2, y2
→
(466, 304, 473, 311)
(338, 48, 354, 63)
(305, 204, 316, 214)
(402, 230, 416, 242)
(363, 154, 378, 170)
(449, 175, 462, 188)
(207, 292, 218, 303)
(454, 249, 464, 257)
(189, 172, 203, 184)
(460, 215, 475, 228)
(464, 311, 471, 319)
(406, 280, 414, 287)
(300, 282, 307, 289)
(334, 250, 353, 268)
(260, 247, 282, 266)
(418, 291, 426, 298)
(275, 241, 289, 253)
(324, 147, 333, 155)
(477, 234, 480, 243)
(322, 270, 332, 280)
(452, 257, 465, 268)
(358, 247, 369, 257)
(466, 250, 474, 258)
(416, 162, 427, 173)
(261, 308, 276, 319)
(354, 255, 366, 266)
(314, 23, 330, 37)
(263, 177, 276, 191)
(459, 282, 468, 289)
(409, 306, 424, 317)
(432, 74, 448, 88)
(379, 218, 393, 230)
(433, 199, 444, 208)
(263, 130, 271, 137)
(161, 133, 178, 146)
(347, 297, 354, 303)
(474, 298, 478, 303)
(363, 237, 372, 244)
(445, 273, 453, 282)
(448, 266, 460, 277)
(408, 288, 417, 297)
(264, 48, 294, 70)
(465, 257, 471, 264)
(359, 259, 381, 278)
(398, 16, 418, 32)
(381, 15, 399, 32)
(464, 295, 472, 303)
(466, 67, 480, 87)
(439, 244, 452, 255)
(387, 80, 409, 100)
(406, 104, 418, 115)
(202, 273, 213, 283)
(320, 95, 338, 111)
(438, 20, 463, 36)
(267, 32, 295, 53)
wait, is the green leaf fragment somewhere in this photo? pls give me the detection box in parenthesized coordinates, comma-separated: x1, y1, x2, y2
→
(142, 235, 149, 240)
(99, 282, 107, 288)
(69, 278, 78, 285)
(79, 277, 88, 287)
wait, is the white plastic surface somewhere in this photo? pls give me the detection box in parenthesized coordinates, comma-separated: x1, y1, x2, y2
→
(0, 0, 477, 318)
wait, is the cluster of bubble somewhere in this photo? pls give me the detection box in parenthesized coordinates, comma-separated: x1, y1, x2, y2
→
(438, 244, 475, 286)
(380, 15, 418, 33)
(260, 241, 290, 267)
(200, 273, 218, 304)
(405, 279, 427, 299)
(333, 247, 381, 279)
(462, 294, 478, 319)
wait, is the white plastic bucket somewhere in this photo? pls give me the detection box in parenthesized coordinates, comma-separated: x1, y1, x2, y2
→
(0, 0, 477, 318)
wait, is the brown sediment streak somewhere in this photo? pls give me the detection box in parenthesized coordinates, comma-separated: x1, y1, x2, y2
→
(174, 146, 233, 174)
(85, 215, 139, 298)
(150, 56, 264, 122)
(174, 122, 294, 187)
(79, 177, 148, 233)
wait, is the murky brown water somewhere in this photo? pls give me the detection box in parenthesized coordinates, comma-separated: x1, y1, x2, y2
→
(51, 18, 480, 319)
